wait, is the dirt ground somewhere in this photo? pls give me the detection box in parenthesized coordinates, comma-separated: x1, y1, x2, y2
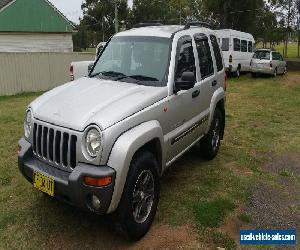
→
(47, 223, 206, 250)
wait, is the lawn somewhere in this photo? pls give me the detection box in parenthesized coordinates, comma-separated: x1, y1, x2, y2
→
(0, 72, 300, 249)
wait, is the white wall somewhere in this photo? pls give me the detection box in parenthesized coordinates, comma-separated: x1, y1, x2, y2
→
(0, 52, 94, 95)
(0, 33, 73, 52)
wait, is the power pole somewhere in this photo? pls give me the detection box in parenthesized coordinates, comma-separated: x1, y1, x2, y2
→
(115, 0, 119, 33)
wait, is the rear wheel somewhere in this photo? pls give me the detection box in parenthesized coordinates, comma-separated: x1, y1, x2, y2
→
(273, 68, 277, 77)
(200, 108, 223, 160)
(114, 151, 160, 241)
(236, 67, 240, 77)
(251, 72, 257, 78)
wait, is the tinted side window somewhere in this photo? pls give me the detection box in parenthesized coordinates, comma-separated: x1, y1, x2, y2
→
(210, 35, 223, 72)
(241, 40, 247, 52)
(248, 41, 253, 52)
(272, 52, 281, 60)
(221, 38, 229, 51)
(175, 37, 196, 81)
(194, 34, 214, 80)
(279, 54, 284, 61)
(234, 38, 240, 51)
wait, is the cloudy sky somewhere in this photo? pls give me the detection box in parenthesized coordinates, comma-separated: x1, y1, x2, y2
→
(49, 0, 133, 24)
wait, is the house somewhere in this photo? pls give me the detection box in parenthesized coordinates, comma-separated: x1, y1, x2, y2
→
(0, 0, 75, 52)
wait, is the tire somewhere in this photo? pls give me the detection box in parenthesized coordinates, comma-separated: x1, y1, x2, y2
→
(114, 150, 160, 241)
(273, 68, 277, 77)
(251, 72, 257, 78)
(200, 108, 223, 160)
(236, 67, 240, 78)
(283, 66, 287, 75)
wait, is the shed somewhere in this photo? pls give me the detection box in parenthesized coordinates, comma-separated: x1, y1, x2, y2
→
(0, 0, 75, 52)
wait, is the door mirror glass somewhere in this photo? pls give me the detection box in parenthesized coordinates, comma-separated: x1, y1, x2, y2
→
(88, 62, 94, 73)
(175, 71, 196, 91)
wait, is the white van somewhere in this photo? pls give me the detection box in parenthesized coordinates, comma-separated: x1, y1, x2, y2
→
(215, 29, 255, 76)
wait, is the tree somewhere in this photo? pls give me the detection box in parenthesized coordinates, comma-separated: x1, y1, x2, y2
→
(296, 0, 300, 57)
(80, 0, 129, 44)
(270, 0, 297, 57)
(203, 0, 264, 33)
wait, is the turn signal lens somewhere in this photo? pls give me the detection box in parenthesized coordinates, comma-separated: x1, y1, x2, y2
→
(84, 176, 112, 187)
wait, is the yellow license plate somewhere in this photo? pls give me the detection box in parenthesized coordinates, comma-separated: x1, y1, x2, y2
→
(33, 171, 54, 197)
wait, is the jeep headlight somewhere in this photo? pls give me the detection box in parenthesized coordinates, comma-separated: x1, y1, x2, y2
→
(24, 110, 33, 138)
(85, 128, 102, 158)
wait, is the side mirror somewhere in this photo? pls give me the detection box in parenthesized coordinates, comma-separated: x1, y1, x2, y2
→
(88, 62, 94, 73)
(175, 71, 196, 91)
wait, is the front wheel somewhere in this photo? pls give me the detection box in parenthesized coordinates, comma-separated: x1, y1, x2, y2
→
(114, 151, 160, 241)
(273, 68, 277, 77)
(283, 66, 287, 75)
(200, 109, 223, 160)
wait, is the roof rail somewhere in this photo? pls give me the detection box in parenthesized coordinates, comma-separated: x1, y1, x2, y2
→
(133, 22, 164, 28)
(184, 21, 212, 30)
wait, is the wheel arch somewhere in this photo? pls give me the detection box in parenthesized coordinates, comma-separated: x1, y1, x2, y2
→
(106, 120, 164, 213)
(208, 87, 226, 135)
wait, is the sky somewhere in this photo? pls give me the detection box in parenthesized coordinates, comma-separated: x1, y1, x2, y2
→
(49, 0, 133, 24)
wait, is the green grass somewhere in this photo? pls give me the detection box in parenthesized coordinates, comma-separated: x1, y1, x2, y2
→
(193, 198, 235, 227)
(212, 232, 237, 250)
(238, 213, 252, 223)
(0, 72, 300, 249)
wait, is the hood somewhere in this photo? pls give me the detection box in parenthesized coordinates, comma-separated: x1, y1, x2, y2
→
(30, 77, 167, 131)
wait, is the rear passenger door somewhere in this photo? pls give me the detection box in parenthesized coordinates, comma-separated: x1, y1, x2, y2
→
(193, 33, 217, 128)
(210, 35, 225, 91)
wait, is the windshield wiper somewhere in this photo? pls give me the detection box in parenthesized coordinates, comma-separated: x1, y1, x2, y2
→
(117, 75, 159, 82)
(90, 71, 126, 78)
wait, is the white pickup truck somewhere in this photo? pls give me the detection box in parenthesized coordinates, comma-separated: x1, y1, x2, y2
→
(70, 42, 106, 81)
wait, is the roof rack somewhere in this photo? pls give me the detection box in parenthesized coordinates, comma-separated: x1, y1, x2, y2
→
(184, 21, 212, 30)
(133, 23, 164, 28)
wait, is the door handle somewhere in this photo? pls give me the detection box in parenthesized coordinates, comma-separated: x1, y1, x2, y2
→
(212, 80, 218, 87)
(192, 90, 200, 98)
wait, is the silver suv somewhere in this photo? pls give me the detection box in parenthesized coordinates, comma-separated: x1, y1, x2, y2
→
(251, 49, 287, 77)
(18, 23, 226, 240)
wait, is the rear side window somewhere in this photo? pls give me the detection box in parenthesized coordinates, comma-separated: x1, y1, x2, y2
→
(210, 35, 223, 72)
(272, 52, 281, 60)
(248, 41, 253, 52)
(175, 37, 196, 81)
(233, 38, 240, 51)
(241, 40, 247, 52)
(194, 34, 214, 80)
(253, 51, 270, 60)
(221, 38, 229, 51)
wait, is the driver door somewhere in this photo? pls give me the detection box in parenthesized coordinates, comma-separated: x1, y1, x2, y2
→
(165, 36, 201, 162)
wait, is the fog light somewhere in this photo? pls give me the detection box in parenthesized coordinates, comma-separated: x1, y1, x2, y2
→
(91, 195, 101, 210)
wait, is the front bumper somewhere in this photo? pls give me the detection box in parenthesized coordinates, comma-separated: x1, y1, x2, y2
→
(18, 138, 115, 214)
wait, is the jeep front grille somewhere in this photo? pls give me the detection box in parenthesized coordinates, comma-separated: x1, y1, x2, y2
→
(32, 122, 77, 170)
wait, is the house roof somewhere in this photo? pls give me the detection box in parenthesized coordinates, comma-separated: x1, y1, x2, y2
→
(0, 0, 75, 33)
(0, 0, 14, 11)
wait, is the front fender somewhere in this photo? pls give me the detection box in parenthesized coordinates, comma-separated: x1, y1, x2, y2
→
(107, 120, 164, 213)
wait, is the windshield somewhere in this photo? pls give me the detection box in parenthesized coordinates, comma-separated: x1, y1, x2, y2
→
(90, 36, 171, 86)
(253, 51, 270, 60)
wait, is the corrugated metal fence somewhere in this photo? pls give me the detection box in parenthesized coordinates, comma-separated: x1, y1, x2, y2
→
(0, 52, 94, 96)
